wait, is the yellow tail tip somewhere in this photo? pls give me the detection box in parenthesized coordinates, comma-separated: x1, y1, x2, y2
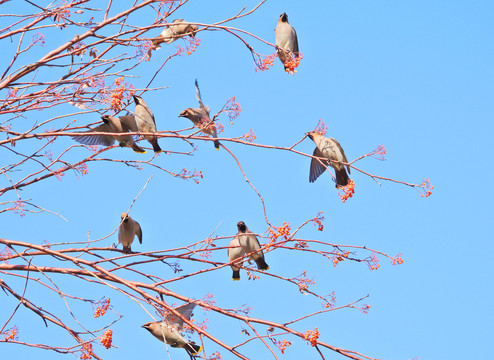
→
(232, 278, 240, 281)
(134, 150, 147, 154)
(192, 346, 203, 355)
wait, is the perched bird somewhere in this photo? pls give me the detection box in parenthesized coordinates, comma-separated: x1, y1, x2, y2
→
(72, 115, 146, 153)
(307, 131, 351, 188)
(152, 19, 198, 49)
(133, 95, 162, 153)
(275, 13, 299, 71)
(118, 212, 142, 254)
(228, 221, 269, 280)
(179, 79, 220, 150)
(142, 302, 202, 355)
(236, 221, 269, 271)
(227, 236, 246, 281)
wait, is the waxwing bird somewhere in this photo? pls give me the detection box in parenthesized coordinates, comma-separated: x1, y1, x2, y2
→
(228, 236, 246, 281)
(179, 79, 220, 150)
(236, 221, 269, 271)
(142, 302, 202, 355)
(118, 212, 142, 254)
(133, 95, 162, 153)
(275, 13, 299, 71)
(152, 19, 198, 49)
(307, 131, 351, 188)
(72, 115, 146, 153)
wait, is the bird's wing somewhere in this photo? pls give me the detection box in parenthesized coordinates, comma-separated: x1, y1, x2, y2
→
(330, 137, 350, 174)
(175, 303, 196, 321)
(72, 124, 115, 146)
(309, 147, 329, 183)
(292, 28, 299, 55)
(194, 79, 210, 115)
(194, 79, 204, 108)
(144, 105, 156, 125)
(134, 221, 143, 244)
(246, 231, 262, 251)
(165, 303, 196, 330)
(119, 114, 139, 132)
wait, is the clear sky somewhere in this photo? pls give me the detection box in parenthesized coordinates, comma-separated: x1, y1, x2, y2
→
(1, 1, 493, 359)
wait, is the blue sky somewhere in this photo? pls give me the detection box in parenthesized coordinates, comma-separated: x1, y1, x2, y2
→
(1, 1, 493, 359)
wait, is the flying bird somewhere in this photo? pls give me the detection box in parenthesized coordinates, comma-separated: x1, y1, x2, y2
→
(72, 115, 146, 153)
(179, 79, 220, 150)
(275, 13, 299, 71)
(307, 131, 351, 188)
(118, 212, 142, 254)
(133, 95, 162, 153)
(142, 302, 202, 355)
(152, 19, 198, 49)
(228, 221, 269, 280)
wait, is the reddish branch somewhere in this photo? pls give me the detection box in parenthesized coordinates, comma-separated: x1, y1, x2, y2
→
(1, 227, 394, 360)
(0, 1, 424, 359)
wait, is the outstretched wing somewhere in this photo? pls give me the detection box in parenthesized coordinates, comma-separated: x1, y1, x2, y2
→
(309, 147, 329, 183)
(195, 79, 210, 115)
(72, 124, 115, 146)
(165, 303, 196, 331)
(119, 114, 139, 132)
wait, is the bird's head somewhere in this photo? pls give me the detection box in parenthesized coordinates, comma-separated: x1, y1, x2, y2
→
(179, 109, 191, 118)
(306, 131, 321, 142)
(133, 95, 142, 105)
(280, 13, 288, 22)
(101, 115, 110, 124)
(120, 212, 129, 222)
(237, 221, 247, 233)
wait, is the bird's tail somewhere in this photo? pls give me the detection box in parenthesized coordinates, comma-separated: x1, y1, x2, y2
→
(335, 168, 350, 189)
(132, 143, 147, 154)
(232, 270, 241, 281)
(255, 258, 269, 271)
(186, 342, 202, 355)
(150, 138, 162, 153)
(214, 140, 221, 150)
(123, 246, 131, 254)
(151, 38, 163, 50)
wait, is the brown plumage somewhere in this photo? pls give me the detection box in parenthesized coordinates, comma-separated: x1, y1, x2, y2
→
(133, 95, 162, 153)
(226, 221, 269, 282)
(72, 115, 146, 153)
(151, 19, 198, 49)
(118, 212, 142, 254)
(179, 79, 220, 150)
(142, 303, 202, 355)
(275, 13, 299, 70)
(307, 131, 351, 188)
